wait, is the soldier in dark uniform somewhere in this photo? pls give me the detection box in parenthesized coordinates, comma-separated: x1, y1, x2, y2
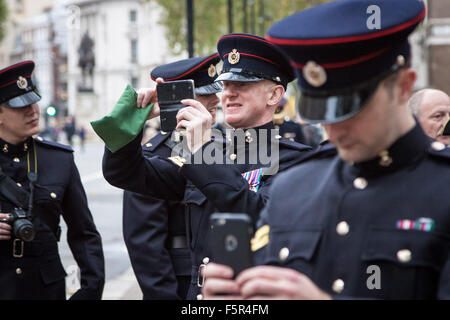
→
(202, 0, 450, 300)
(0, 61, 104, 300)
(274, 97, 307, 145)
(122, 53, 222, 299)
(99, 34, 312, 300)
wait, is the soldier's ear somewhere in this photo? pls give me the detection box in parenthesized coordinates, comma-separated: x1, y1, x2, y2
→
(398, 68, 417, 106)
(267, 84, 285, 108)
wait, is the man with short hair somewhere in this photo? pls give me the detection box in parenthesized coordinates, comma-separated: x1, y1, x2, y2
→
(408, 88, 450, 145)
(202, 0, 450, 300)
(99, 34, 312, 299)
(0, 61, 104, 300)
(122, 53, 222, 300)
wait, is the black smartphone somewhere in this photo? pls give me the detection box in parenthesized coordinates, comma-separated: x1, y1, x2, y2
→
(156, 79, 195, 132)
(209, 213, 254, 278)
(443, 118, 450, 136)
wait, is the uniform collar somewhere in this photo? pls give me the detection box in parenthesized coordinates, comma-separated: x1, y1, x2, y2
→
(226, 121, 275, 145)
(0, 137, 32, 157)
(350, 122, 429, 177)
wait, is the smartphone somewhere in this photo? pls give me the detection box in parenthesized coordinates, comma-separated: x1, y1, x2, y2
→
(209, 213, 254, 278)
(156, 79, 195, 132)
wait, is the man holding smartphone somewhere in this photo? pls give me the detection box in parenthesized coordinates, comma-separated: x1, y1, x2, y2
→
(99, 34, 313, 300)
(202, 0, 450, 300)
(122, 53, 222, 300)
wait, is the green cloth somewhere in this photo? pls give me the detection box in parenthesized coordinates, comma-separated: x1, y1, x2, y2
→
(90, 85, 153, 152)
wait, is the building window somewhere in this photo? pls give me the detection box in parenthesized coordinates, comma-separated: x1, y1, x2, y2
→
(130, 10, 137, 23)
(131, 39, 138, 62)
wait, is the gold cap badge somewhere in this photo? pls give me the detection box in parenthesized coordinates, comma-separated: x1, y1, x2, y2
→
(208, 64, 216, 78)
(228, 49, 240, 65)
(303, 61, 327, 87)
(17, 76, 28, 90)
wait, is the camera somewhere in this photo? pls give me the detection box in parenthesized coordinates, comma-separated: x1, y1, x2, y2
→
(0, 208, 35, 242)
(157, 80, 195, 132)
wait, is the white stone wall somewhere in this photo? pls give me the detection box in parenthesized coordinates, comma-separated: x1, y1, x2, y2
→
(67, 0, 183, 132)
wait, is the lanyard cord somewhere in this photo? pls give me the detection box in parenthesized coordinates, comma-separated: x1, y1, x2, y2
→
(26, 140, 37, 220)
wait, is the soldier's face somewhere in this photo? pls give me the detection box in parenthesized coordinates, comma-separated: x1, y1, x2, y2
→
(417, 91, 450, 146)
(323, 70, 415, 163)
(221, 80, 277, 129)
(196, 93, 219, 124)
(0, 103, 40, 144)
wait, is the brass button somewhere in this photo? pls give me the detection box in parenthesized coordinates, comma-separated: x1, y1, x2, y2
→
(16, 268, 22, 275)
(279, 247, 290, 261)
(50, 192, 57, 199)
(336, 221, 349, 236)
(245, 132, 253, 143)
(353, 177, 368, 190)
(13, 157, 20, 163)
(332, 279, 344, 294)
(397, 249, 412, 263)
(145, 143, 152, 148)
(229, 153, 237, 161)
(378, 150, 392, 167)
(431, 141, 445, 151)
(16, 183, 22, 187)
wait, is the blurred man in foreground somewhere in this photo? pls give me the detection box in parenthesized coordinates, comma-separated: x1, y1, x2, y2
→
(203, 0, 450, 300)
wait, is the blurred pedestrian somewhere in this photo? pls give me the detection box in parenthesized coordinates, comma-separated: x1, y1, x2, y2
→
(409, 88, 450, 145)
(203, 0, 450, 300)
(64, 116, 76, 146)
(0, 61, 105, 300)
(78, 125, 86, 152)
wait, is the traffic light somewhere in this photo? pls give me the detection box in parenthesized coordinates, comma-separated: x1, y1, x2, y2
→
(46, 105, 57, 117)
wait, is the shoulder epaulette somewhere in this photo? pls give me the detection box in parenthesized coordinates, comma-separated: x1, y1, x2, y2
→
(300, 142, 337, 163)
(34, 136, 73, 152)
(278, 136, 312, 151)
(142, 131, 172, 152)
(427, 141, 450, 161)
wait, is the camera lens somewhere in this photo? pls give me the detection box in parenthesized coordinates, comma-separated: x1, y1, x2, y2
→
(13, 219, 35, 242)
(225, 235, 238, 252)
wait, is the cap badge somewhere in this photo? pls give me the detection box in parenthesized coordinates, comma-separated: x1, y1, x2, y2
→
(17, 76, 28, 90)
(208, 64, 216, 78)
(228, 49, 240, 65)
(303, 61, 327, 87)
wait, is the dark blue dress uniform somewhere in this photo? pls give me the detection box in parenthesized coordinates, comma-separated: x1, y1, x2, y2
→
(274, 98, 308, 145)
(102, 34, 313, 300)
(257, 125, 450, 299)
(0, 61, 104, 300)
(249, 0, 450, 299)
(122, 53, 222, 300)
